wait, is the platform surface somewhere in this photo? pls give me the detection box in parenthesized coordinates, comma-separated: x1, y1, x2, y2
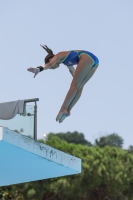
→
(0, 127, 81, 186)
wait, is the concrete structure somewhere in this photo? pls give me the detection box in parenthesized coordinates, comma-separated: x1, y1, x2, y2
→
(0, 127, 81, 186)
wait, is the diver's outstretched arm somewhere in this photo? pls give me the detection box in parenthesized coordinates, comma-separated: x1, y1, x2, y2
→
(27, 53, 61, 77)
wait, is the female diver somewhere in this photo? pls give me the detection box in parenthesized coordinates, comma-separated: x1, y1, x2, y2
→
(27, 45, 99, 123)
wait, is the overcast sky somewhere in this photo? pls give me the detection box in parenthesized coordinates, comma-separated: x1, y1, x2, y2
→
(0, 0, 133, 149)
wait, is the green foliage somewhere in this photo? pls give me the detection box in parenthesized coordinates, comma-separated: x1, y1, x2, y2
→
(46, 137, 133, 199)
(48, 131, 92, 146)
(95, 133, 124, 148)
(38, 136, 133, 200)
(0, 187, 24, 200)
(128, 145, 133, 153)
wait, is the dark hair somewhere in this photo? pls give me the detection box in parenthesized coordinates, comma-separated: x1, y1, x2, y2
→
(40, 45, 55, 64)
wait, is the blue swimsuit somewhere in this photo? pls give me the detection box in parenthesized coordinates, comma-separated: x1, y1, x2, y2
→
(62, 50, 99, 67)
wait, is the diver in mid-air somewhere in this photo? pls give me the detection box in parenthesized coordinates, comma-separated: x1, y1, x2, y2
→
(27, 45, 99, 123)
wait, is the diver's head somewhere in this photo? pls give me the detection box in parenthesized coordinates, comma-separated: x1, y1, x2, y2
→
(40, 44, 55, 64)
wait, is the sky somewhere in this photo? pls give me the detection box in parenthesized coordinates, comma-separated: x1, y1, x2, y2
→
(0, 0, 133, 149)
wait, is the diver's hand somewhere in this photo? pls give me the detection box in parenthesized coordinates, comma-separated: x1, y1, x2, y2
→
(27, 67, 40, 78)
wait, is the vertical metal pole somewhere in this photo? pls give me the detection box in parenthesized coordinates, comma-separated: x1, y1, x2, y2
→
(34, 101, 37, 140)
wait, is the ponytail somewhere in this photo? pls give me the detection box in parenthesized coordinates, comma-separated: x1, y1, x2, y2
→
(40, 44, 55, 64)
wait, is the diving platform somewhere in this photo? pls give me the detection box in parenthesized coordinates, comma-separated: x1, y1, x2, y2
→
(0, 127, 81, 186)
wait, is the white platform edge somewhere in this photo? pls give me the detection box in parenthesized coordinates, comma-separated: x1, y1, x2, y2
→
(0, 127, 81, 173)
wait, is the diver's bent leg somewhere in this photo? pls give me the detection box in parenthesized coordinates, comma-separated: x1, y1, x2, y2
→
(67, 64, 98, 113)
(59, 65, 98, 123)
(58, 88, 83, 123)
(56, 56, 94, 121)
(67, 88, 83, 114)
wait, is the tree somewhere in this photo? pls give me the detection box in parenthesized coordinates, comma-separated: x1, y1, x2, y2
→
(0, 186, 24, 200)
(46, 139, 133, 200)
(128, 145, 133, 153)
(48, 131, 92, 146)
(95, 133, 124, 148)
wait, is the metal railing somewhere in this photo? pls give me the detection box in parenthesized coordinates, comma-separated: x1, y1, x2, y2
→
(24, 98, 39, 140)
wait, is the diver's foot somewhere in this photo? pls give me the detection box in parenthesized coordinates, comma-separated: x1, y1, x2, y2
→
(56, 110, 68, 122)
(59, 113, 67, 123)
(59, 111, 71, 123)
